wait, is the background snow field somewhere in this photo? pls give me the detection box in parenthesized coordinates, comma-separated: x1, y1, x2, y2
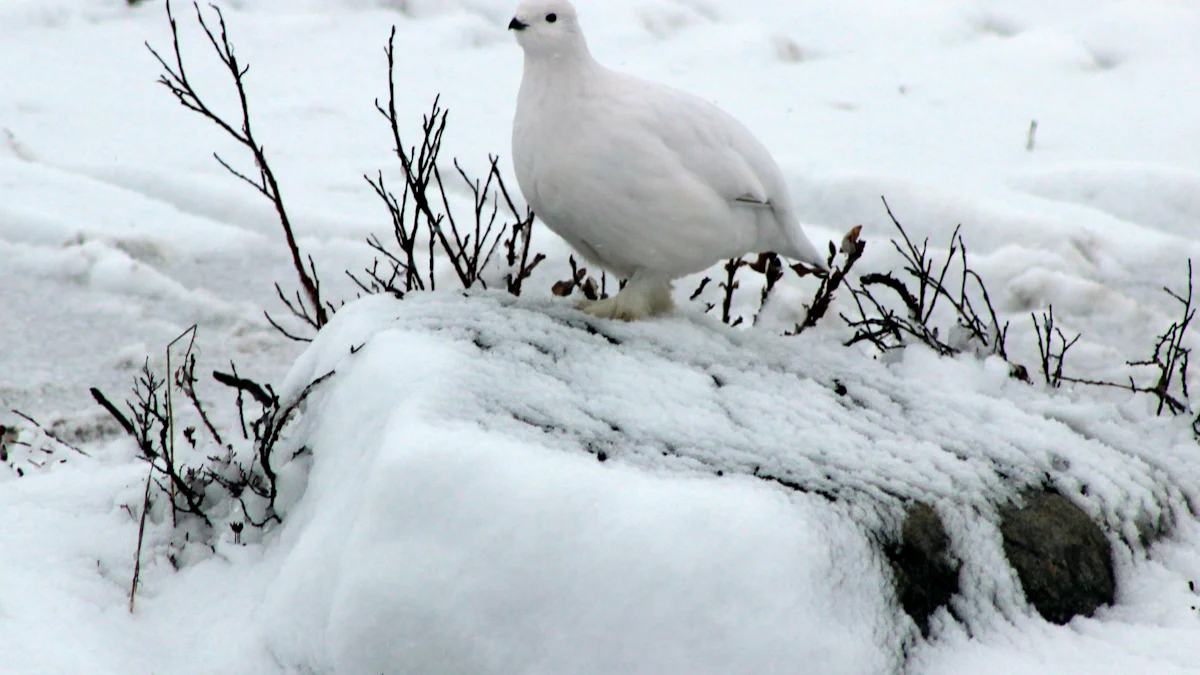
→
(1, 0, 1199, 673)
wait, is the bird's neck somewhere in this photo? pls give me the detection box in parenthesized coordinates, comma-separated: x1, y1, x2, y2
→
(521, 46, 603, 99)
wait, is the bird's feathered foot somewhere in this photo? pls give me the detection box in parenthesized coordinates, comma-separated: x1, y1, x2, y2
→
(578, 275, 673, 321)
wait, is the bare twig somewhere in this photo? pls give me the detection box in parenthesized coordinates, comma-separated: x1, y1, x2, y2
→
(842, 198, 1010, 362)
(1032, 306, 1080, 387)
(748, 252, 784, 326)
(212, 369, 275, 407)
(552, 255, 602, 301)
(719, 257, 747, 327)
(357, 29, 540, 299)
(792, 225, 866, 334)
(9, 410, 90, 457)
(91, 387, 135, 436)
(169, 326, 225, 448)
(147, 0, 327, 335)
(1031, 260, 1195, 419)
(689, 276, 712, 302)
(129, 465, 153, 613)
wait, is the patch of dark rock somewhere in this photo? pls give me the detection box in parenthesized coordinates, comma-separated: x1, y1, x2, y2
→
(1000, 490, 1114, 625)
(887, 502, 960, 636)
(582, 323, 621, 345)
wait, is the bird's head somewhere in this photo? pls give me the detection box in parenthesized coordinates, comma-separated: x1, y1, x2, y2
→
(509, 0, 587, 59)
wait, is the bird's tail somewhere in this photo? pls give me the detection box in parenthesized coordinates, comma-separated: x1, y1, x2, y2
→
(779, 210, 830, 272)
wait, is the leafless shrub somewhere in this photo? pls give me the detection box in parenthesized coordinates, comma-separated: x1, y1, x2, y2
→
(210, 366, 334, 526)
(717, 257, 749, 327)
(551, 255, 607, 301)
(690, 226, 865, 331)
(748, 252, 785, 325)
(7, 410, 90, 459)
(90, 326, 333, 610)
(842, 198, 1012, 369)
(89, 328, 210, 611)
(1032, 306, 1080, 388)
(789, 225, 866, 334)
(689, 257, 765, 327)
(349, 29, 544, 300)
(147, 0, 329, 339)
(90, 328, 212, 530)
(1033, 261, 1195, 422)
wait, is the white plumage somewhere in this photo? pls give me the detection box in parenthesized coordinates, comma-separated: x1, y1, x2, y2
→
(509, 0, 828, 320)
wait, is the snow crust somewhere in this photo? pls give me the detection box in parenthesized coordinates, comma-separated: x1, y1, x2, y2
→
(260, 292, 1200, 674)
(3, 0, 1200, 673)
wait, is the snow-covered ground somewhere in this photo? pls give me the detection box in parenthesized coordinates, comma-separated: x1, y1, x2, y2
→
(2, 0, 1199, 673)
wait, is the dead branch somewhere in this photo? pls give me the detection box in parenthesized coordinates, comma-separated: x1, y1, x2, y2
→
(129, 465, 154, 613)
(9, 409, 90, 457)
(719, 257, 747, 327)
(1032, 306, 1080, 388)
(791, 225, 866, 334)
(147, 0, 327, 335)
(211, 367, 334, 524)
(552, 255, 602, 301)
(175, 352, 223, 446)
(355, 29, 541, 299)
(1032, 260, 1194, 419)
(842, 198, 1010, 361)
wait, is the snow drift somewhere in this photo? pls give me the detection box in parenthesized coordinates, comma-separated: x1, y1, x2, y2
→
(259, 292, 1200, 674)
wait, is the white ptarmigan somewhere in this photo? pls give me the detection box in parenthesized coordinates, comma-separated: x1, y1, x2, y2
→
(509, 0, 828, 321)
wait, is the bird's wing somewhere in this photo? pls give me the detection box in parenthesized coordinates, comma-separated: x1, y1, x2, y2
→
(621, 76, 783, 208)
(625, 78, 830, 269)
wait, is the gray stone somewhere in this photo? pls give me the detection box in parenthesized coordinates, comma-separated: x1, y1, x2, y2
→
(888, 502, 960, 636)
(1000, 490, 1115, 624)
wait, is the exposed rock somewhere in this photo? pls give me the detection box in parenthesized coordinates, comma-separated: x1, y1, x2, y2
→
(888, 502, 960, 636)
(1000, 490, 1115, 624)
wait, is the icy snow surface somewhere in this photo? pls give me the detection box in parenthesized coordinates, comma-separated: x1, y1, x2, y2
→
(2, 0, 1200, 673)
(263, 292, 1200, 674)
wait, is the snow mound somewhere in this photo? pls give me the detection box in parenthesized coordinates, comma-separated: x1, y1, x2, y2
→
(1009, 162, 1200, 238)
(261, 292, 1200, 674)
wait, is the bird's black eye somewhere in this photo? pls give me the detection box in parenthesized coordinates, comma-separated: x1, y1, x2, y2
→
(546, 13, 557, 23)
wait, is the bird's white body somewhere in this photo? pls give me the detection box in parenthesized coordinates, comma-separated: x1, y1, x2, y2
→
(510, 0, 826, 319)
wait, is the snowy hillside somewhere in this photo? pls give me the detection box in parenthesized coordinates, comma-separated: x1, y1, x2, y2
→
(2, 0, 1200, 673)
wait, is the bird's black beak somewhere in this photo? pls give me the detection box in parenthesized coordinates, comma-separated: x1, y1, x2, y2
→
(508, 17, 528, 31)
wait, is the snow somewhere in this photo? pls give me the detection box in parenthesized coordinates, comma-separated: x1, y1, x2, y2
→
(259, 292, 1200, 673)
(264, 312, 894, 673)
(2, 0, 1200, 673)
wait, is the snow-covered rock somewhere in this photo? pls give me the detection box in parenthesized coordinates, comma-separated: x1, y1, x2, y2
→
(259, 291, 1200, 674)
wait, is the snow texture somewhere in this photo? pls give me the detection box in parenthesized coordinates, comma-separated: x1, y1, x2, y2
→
(260, 292, 1200, 674)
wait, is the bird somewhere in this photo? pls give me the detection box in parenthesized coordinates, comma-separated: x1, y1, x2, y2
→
(509, 0, 828, 321)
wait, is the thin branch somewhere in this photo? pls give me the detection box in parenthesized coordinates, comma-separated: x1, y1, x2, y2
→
(129, 465, 154, 613)
(9, 410, 90, 457)
(842, 198, 1011, 363)
(147, 0, 327, 333)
